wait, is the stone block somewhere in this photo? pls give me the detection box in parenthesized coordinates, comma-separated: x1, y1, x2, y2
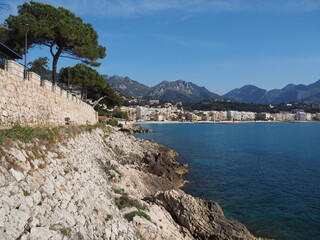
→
(29, 72, 41, 86)
(43, 80, 53, 91)
(53, 85, 61, 94)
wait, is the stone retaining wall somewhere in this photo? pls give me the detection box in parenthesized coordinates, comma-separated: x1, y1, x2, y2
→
(0, 61, 98, 126)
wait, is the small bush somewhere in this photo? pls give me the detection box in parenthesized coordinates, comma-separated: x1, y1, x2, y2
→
(113, 188, 125, 194)
(115, 194, 148, 211)
(0, 124, 107, 145)
(124, 210, 151, 222)
(105, 214, 113, 221)
(0, 125, 35, 144)
(107, 118, 118, 127)
(23, 190, 30, 196)
(76, 232, 84, 240)
(103, 166, 121, 176)
(60, 228, 71, 237)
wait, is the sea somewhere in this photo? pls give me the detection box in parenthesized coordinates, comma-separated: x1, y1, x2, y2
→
(134, 122, 320, 240)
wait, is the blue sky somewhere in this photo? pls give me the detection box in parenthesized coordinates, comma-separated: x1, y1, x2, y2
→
(1, 0, 320, 95)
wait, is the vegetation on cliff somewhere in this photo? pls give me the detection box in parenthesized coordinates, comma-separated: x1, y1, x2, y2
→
(0, 126, 266, 239)
(59, 63, 123, 107)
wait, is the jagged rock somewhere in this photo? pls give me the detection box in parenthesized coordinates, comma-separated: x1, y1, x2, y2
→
(120, 124, 152, 133)
(0, 128, 267, 240)
(152, 189, 260, 240)
(9, 168, 25, 182)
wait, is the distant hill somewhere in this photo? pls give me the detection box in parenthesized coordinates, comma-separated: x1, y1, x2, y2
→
(224, 80, 320, 104)
(104, 75, 150, 98)
(145, 80, 221, 103)
(224, 85, 267, 103)
(105, 76, 221, 103)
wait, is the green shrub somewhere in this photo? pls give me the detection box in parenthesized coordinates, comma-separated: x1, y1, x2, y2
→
(107, 118, 118, 127)
(113, 188, 125, 194)
(112, 111, 129, 120)
(0, 125, 35, 144)
(105, 214, 113, 221)
(103, 166, 121, 176)
(115, 194, 148, 211)
(60, 228, 71, 236)
(23, 190, 30, 196)
(0, 124, 110, 146)
(124, 210, 151, 222)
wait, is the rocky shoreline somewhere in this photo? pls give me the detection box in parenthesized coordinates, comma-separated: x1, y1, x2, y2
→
(0, 126, 269, 239)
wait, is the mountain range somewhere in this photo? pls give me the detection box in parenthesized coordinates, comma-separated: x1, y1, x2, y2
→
(105, 75, 320, 104)
(104, 75, 150, 99)
(104, 76, 220, 103)
(224, 80, 320, 104)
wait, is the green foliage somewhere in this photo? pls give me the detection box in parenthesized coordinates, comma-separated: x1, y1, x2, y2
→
(0, 125, 35, 144)
(136, 231, 146, 240)
(103, 166, 121, 176)
(107, 118, 119, 127)
(28, 57, 51, 79)
(124, 210, 151, 222)
(5, 1, 106, 83)
(60, 228, 71, 237)
(76, 232, 84, 240)
(185, 99, 320, 114)
(112, 111, 129, 120)
(113, 188, 125, 194)
(185, 99, 272, 112)
(97, 109, 112, 117)
(105, 214, 113, 221)
(0, 124, 105, 145)
(60, 63, 122, 106)
(115, 194, 148, 211)
(23, 190, 30, 196)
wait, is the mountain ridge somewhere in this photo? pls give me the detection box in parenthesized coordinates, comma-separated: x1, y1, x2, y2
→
(105, 75, 320, 104)
(224, 80, 320, 104)
(105, 76, 221, 103)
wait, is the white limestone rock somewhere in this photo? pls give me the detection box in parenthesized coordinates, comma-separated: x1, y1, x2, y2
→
(29, 227, 53, 240)
(9, 168, 25, 182)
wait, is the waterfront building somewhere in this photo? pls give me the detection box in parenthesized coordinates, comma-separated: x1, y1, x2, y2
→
(154, 113, 165, 121)
(241, 111, 256, 121)
(256, 112, 271, 121)
(227, 111, 242, 121)
(114, 106, 137, 121)
(283, 113, 296, 121)
(274, 113, 285, 121)
(295, 112, 307, 121)
(306, 113, 313, 121)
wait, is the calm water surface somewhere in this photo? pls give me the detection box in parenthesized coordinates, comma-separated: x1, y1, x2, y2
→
(135, 123, 320, 240)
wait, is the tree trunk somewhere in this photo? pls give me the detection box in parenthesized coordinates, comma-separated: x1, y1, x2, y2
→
(51, 46, 63, 86)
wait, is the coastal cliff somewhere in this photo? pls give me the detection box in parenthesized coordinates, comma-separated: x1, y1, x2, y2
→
(0, 126, 266, 240)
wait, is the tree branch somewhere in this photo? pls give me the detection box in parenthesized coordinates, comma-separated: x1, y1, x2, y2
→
(49, 43, 54, 57)
(92, 95, 113, 108)
(60, 55, 82, 61)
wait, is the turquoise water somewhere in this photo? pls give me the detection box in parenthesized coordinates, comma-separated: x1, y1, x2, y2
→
(135, 123, 320, 240)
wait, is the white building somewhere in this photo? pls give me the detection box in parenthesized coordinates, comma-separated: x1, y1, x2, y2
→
(227, 111, 242, 121)
(295, 112, 307, 121)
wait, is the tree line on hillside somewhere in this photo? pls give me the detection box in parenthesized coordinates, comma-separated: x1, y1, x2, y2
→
(0, 1, 122, 108)
(184, 99, 320, 113)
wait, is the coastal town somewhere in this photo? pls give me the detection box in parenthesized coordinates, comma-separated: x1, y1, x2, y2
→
(104, 100, 320, 123)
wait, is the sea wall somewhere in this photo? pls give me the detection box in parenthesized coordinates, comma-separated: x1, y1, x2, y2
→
(0, 61, 97, 126)
(0, 127, 265, 240)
